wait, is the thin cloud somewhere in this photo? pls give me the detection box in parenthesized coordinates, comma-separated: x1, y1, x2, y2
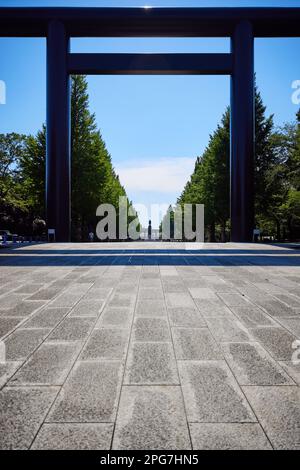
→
(116, 157, 195, 193)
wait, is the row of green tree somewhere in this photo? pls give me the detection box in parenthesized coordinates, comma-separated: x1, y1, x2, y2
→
(0, 75, 134, 241)
(177, 87, 300, 241)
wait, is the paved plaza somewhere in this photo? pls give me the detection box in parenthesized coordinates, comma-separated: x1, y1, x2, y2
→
(0, 242, 299, 450)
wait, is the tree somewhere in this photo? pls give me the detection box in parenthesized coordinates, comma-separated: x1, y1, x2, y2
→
(178, 109, 230, 241)
(264, 122, 296, 239)
(178, 86, 281, 241)
(20, 126, 46, 219)
(71, 75, 137, 240)
(0, 133, 27, 230)
(261, 108, 300, 240)
(254, 87, 276, 225)
(160, 205, 175, 239)
(280, 109, 300, 238)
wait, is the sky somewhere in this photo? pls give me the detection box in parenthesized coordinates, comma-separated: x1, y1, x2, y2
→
(1, 0, 300, 228)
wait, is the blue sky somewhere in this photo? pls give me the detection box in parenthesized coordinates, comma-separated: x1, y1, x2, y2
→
(1, 0, 300, 227)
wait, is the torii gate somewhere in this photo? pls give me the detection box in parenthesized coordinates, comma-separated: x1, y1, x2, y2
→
(1, 6, 299, 242)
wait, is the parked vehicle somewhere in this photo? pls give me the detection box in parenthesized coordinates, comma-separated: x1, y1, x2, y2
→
(0, 229, 13, 242)
(0, 230, 18, 242)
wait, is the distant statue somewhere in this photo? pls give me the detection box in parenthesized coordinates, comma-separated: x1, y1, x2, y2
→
(147, 220, 152, 240)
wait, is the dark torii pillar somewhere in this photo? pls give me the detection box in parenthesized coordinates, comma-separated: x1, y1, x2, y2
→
(230, 20, 255, 242)
(46, 20, 71, 242)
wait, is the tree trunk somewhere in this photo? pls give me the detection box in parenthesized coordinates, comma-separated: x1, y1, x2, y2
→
(208, 223, 216, 242)
(288, 216, 294, 241)
(275, 219, 281, 241)
(282, 225, 287, 240)
(220, 222, 226, 242)
(81, 215, 85, 242)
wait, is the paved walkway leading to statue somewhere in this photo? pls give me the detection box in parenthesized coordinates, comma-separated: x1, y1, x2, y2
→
(0, 242, 299, 450)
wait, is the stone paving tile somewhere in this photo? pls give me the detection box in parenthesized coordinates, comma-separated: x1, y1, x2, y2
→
(0, 300, 46, 318)
(139, 278, 161, 288)
(29, 274, 59, 283)
(236, 286, 267, 301)
(253, 282, 287, 294)
(160, 267, 179, 276)
(190, 423, 272, 450)
(24, 307, 69, 328)
(279, 361, 300, 385)
(168, 307, 206, 328)
(178, 360, 256, 423)
(76, 275, 98, 284)
(217, 292, 250, 307)
(0, 293, 26, 309)
(113, 386, 191, 450)
(64, 273, 86, 281)
(80, 328, 129, 360)
(141, 270, 159, 278)
(276, 318, 300, 337)
(0, 386, 58, 449)
(28, 288, 60, 301)
(108, 293, 136, 308)
(4, 328, 50, 361)
(230, 305, 276, 328)
(206, 318, 252, 342)
(115, 284, 138, 294)
(182, 279, 205, 288)
(31, 423, 114, 450)
(94, 278, 118, 288)
(47, 317, 95, 342)
(274, 293, 300, 309)
(135, 299, 167, 317)
(243, 386, 300, 449)
(188, 288, 218, 300)
(0, 285, 12, 296)
(125, 342, 179, 385)
(221, 342, 293, 385)
(83, 287, 112, 300)
(172, 328, 222, 360)
(69, 299, 103, 317)
(0, 361, 21, 388)
(138, 287, 164, 300)
(255, 298, 298, 318)
(13, 283, 44, 295)
(47, 361, 123, 423)
(250, 326, 297, 360)
(220, 277, 249, 288)
(133, 317, 171, 342)
(50, 280, 72, 290)
(49, 290, 87, 308)
(201, 275, 227, 287)
(267, 277, 300, 290)
(9, 342, 80, 385)
(0, 317, 23, 339)
(161, 280, 187, 293)
(165, 292, 195, 308)
(195, 299, 234, 318)
(95, 307, 133, 328)
(286, 275, 300, 283)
